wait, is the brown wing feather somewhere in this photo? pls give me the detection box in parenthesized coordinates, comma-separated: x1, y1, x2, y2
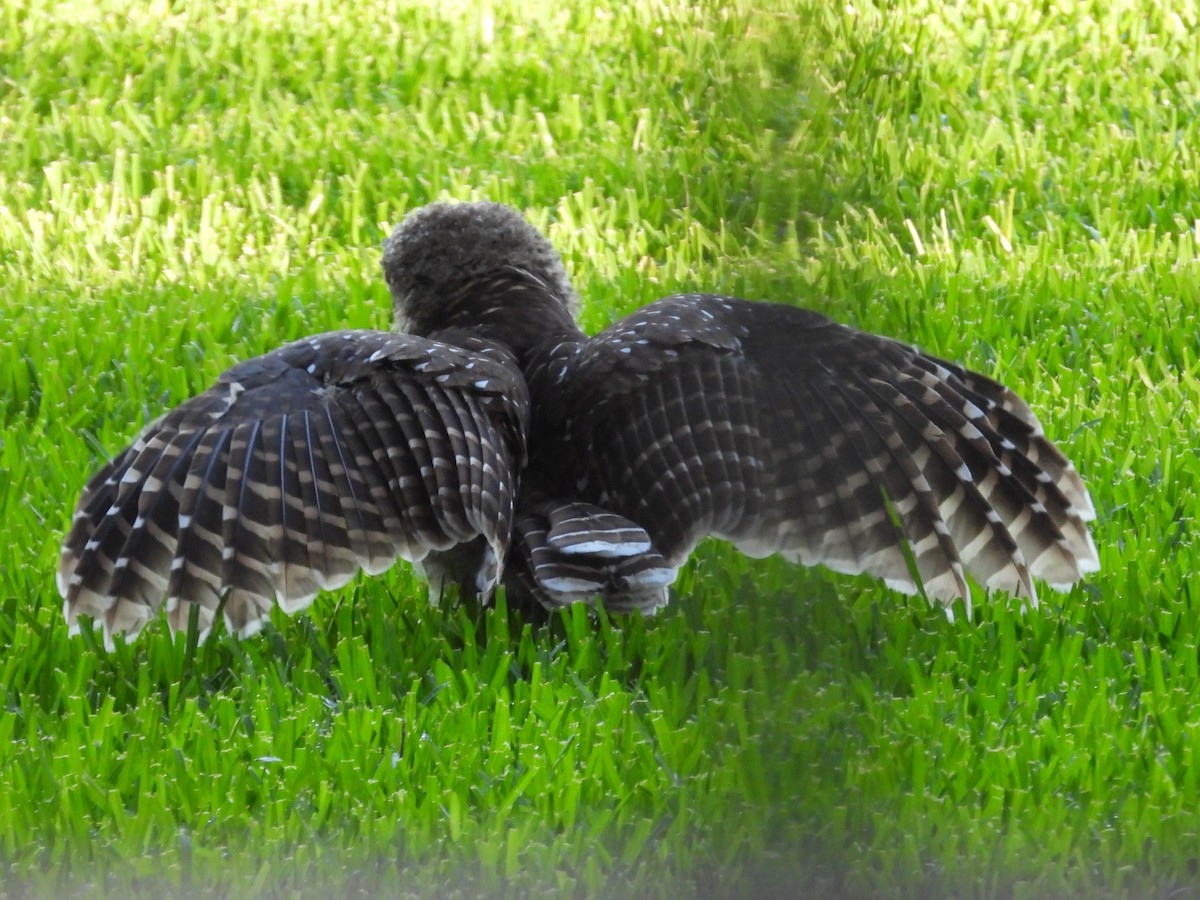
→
(59, 330, 529, 645)
(532, 294, 1097, 614)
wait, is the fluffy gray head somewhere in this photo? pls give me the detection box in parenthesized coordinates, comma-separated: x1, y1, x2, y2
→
(382, 201, 581, 334)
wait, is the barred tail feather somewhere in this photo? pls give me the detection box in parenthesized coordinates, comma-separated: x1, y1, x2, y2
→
(509, 499, 675, 612)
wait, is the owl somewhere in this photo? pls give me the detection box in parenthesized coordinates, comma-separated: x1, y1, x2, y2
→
(58, 202, 1099, 647)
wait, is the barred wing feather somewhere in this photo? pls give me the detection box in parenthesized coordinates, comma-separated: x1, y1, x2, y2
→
(543, 295, 1098, 616)
(58, 330, 529, 645)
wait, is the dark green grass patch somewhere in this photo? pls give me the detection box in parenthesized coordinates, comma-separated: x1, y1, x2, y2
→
(2, 0, 1198, 896)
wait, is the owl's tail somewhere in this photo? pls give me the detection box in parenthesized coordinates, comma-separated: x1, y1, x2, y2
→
(506, 497, 676, 613)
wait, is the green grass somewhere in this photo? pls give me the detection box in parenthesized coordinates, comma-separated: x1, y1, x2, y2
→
(2, 0, 1198, 895)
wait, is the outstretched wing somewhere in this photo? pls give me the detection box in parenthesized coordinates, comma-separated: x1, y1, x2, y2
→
(59, 330, 529, 645)
(538, 294, 1098, 614)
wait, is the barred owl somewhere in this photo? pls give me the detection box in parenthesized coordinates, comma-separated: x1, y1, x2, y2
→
(59, 202, 1099, 646)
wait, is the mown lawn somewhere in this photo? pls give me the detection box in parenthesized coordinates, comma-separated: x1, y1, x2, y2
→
(2, 0, 1198, 896)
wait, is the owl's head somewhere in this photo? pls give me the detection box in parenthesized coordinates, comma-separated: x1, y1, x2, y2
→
(382, 201, 581, 336)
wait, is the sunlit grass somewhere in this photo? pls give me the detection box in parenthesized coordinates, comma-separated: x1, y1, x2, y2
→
(2, 0, 1198, 895)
